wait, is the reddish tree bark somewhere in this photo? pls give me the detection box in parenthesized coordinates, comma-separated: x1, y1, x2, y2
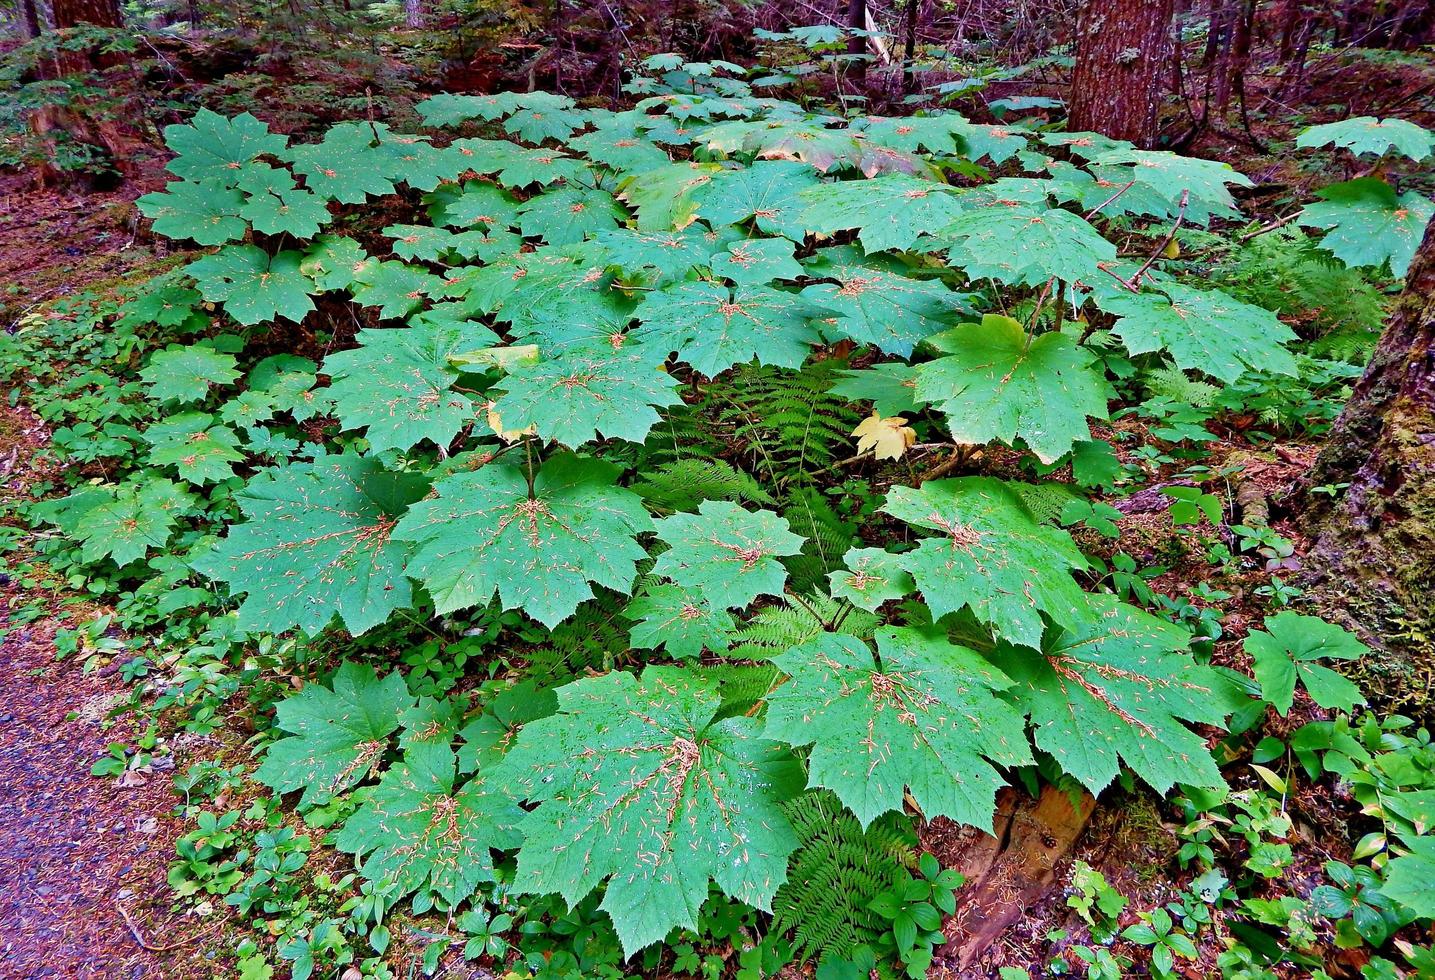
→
(1068, 0, 1175, 147)
(29, 0, 140, 185)
(52, 0, 122, 30)
(1303, 222, 1435, 708)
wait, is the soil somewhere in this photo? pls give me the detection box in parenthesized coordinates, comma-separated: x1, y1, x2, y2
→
(0, 601, 219, 979)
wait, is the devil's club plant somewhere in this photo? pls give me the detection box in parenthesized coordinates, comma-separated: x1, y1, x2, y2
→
(72, 80, 1433, 965)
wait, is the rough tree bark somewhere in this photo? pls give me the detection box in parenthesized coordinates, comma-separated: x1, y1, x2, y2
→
(28, 0, 141, 185)
(1302, 221, 1435, 711)
(403, 0, 423, 29)
(52, 0, 122, 32)
(1068, 0, 1175, 147)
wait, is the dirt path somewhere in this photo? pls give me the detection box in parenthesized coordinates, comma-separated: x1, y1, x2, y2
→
(0, 597, 221, 979)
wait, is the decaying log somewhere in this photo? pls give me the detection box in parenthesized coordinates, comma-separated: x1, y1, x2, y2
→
(935, 784, 1097, 974)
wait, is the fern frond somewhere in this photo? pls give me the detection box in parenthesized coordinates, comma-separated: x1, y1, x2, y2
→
(771, 790, 917, 963)
(727, 594, 878, 661)
(632, 458, 775, 514)
(1143, 364, 1220, 408)
(781, 485, 857, 593)
(1010, 480, 1084, 526)
(707, 361, 861, 480)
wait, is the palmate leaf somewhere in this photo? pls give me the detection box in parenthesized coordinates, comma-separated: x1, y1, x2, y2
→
(626, 583, 736, 658)
(457, 680, 559, 773)
(186, 246, 315, 325)
(135, 180, 247, 245)
(635, 281, 822, 376)
(1087, 147, 1251, 224)
(194, 453, 429, 636)
(569, 116, 671, 173)
(351, 261, 443, 320)
(302, 235, 373, 291)
(253, 662, 414, 809)
(915, 314, 1108, 464)
(802, 258, 966, 356)
(495, 667, 804, 955)
(696, 159, 821, 241)
(35, 478, 196, 567)
(1297, 177, 1435, 277)
(333, 742, 523, 910)
(394, 453, 652, 627)
(939, 204, 1116, 286)
(881, 477, 1089, 648)
(236, 163, 332, 237)
(376, 135, 467, 192)
(517, 186, 627, 245)
(827, 547, 913, 612)
(491, 147, 591, 189)
(1244, 612, 1366, 716)
(163, 109, 288, 185)
(427, 179, 521, 230)
(117, 283, 202, 329)
(711, 237, 804, 285)
(651, 501, 805, 609)
(617, 160, 722, 231)
(856, 115, 962, 155)
(416, 92, 522, 127)
(288, 123, 398, 203)
(488, 341, 683, 448)
(382, 224, 498, 263)
(503, 104, 588, 144)
(830, 363, 921, 416)
(140, 345, 240, 403)
(999, 595, 1230, 794)
(1100, 283, 1299, 382)
(767, 627, 1032, 829)
(595, 224, 727, 283)
(144, 413, 244, 485)
(322, 319, 496, 452)
(1296, 116, 1435, 161)
(797, 174, 965, 253)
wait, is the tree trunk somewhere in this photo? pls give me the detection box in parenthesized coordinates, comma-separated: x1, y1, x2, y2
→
(845, 0, 867, 84)
(1068, 0, 1175, 147)
(20, 0, 43, 38)
(403, 0, 423, 29)
(52, 0, 122, 31)
(903, 0, 920, 94)
(30, 0, 140, 186)
(1302, 221, 1435, 714)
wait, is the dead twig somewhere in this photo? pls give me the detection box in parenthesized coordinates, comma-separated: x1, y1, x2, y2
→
(113, 897, 221, 953)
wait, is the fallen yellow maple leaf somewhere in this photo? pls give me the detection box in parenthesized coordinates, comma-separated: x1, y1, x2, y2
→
(853, 411, 916, 461)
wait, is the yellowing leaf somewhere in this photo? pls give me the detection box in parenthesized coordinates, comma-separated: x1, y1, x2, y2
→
(853, 411, 916, 460)
(484, 401, 537, 442)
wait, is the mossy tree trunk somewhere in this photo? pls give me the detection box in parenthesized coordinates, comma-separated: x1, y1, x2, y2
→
(1302, 221, 1435, 708)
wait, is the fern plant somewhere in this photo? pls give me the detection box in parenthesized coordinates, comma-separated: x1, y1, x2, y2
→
(771, 790, 917, 964)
